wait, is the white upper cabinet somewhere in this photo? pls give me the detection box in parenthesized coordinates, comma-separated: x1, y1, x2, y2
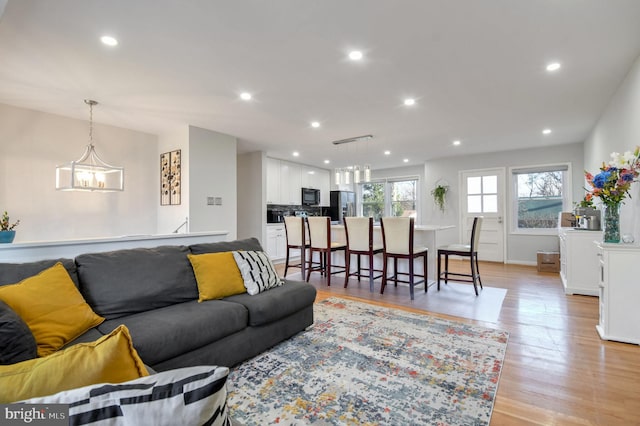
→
(266, 157, 330, 206)
(266, 157, 280, 204)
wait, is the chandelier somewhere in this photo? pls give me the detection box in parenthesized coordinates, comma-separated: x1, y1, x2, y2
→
(332, 135, 372, 185)
(55, 100, 124, 192)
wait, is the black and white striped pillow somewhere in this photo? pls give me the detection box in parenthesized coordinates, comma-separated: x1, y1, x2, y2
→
(21, 366, 231, 426)
(232, 251, 283, 295)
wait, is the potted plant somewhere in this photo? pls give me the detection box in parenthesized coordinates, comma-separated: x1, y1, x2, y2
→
(431, 183, 449, 212)
(0, 211, 20, 243)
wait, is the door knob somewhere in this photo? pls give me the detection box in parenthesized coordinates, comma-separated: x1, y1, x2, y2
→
(497, 216, 503, 224)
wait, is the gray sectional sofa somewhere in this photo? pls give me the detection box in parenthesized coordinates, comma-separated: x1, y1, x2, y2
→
(0, 237, 317, 371)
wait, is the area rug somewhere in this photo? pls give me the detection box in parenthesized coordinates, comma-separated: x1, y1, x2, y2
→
(227, 297, 509, 425)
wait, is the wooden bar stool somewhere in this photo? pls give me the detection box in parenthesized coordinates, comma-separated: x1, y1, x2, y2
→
(306, 216, 346, 286)
(283, 216, 309, 278)
(380, 217, 428, 300)
(437, 216, 483, 295)
(344, 217, 383, 292)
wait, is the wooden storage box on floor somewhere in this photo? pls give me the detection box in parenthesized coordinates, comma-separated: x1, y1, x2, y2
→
(537, 251, 560, 272)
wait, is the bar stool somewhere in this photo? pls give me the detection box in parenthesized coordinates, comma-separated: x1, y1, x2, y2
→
(306, 216, 347, 286)
(437, 216, 483, 295)
(283, 216, 309, 278)
(343, 217, 383, 292)
(380, 217, 428, 300)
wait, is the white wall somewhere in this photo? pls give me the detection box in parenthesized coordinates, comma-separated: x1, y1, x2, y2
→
(237, 151, 266, 244)
(188, 126, 237, 240)
(584, 54, 640, 242)
(424, 142, 585, 264)
(0, 103, 157, 242)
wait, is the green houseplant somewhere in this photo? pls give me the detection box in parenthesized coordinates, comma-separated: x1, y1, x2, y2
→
(0, 211, 20, 243)
(431, 184, 449, 212)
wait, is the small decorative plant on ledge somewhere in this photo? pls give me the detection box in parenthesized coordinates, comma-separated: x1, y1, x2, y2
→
(0, 211, 20, 244)
(1, 211, 19, 231)
(431, 183, 449, 212)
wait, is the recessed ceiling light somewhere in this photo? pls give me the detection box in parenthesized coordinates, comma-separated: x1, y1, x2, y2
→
(292, 151, 299, 157)
(311, 121, 320, 128)
(324, 159, 330, 164)
(403, 158, 409, 163)
(542, 128, 552, 135)
(100, 35, 118, 46)
(546, 62, 561, 72)
(404, 98, 416, 106)
(453, 140, 461, 146)
(240, 92, 252, 101)
(384, 150, 391, 155)
(348, 50, 363, 61)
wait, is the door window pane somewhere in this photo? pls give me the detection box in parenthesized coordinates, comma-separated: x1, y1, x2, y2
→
(467, 195, 482, 213)
(467, 177, 482, 194)
(483, 176, 497, 193)
(483, 195, 498, 212)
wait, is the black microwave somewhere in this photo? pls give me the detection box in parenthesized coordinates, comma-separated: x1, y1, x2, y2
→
(301, 188, 320, 206)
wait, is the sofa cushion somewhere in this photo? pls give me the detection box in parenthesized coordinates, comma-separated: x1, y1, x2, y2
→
(0, 300, 37, 365)
(223, 280, 317, 326)
(0, 325, 148, 403)
(188, 252, 246, 301)
(97, 300, 248, 366)
(0, 258, 79, 287)
(21, 366, 231, 426)
(76, 245, 199, 320)
(189, 237, 263, 254)
(0, 263, 105, 357)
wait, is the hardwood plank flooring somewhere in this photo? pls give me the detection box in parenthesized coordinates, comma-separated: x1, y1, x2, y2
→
(275, 260, 640, 425)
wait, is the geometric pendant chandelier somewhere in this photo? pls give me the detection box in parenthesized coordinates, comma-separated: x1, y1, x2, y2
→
(55, 100, 124, 192)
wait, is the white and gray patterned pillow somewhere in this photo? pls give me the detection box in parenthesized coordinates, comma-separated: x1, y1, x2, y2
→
(21, 366, 231, 426)
(232, 251, 283, 295)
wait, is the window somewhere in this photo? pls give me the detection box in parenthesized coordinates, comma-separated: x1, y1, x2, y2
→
(466, 175, 498, 213)
(512, 164, 570, 231)
(359, 178, 419, 221)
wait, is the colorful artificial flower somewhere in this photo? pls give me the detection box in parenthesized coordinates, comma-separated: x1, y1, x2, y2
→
(584, 146, 640, 208)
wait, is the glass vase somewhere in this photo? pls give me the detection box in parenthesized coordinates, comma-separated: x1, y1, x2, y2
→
(603, 204, 621, 243)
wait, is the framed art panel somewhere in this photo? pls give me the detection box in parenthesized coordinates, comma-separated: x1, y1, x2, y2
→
(161, 149, 181, 205)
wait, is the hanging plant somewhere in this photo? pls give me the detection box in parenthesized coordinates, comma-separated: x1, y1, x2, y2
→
(431, 183, 449, 212)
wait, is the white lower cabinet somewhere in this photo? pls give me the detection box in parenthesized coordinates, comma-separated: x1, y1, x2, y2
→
(266, 225, 286, 261)
(558, 228, 601, 295)
(596, 242, 640, 345)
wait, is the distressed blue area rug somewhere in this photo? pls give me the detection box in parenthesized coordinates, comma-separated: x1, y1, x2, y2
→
(227, 297, 508, 425)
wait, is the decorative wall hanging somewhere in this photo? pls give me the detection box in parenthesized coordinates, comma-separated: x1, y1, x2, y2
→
(161, 149, 181, 205)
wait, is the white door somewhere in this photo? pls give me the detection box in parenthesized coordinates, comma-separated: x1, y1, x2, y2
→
(459, 168, 505, 262)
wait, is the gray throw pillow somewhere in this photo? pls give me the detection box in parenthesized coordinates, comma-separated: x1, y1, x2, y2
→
(0, 300, 37, 365)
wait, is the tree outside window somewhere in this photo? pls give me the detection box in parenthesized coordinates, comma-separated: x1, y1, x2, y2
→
(514, 168, 567, 229)
(361, 182, 385, 221)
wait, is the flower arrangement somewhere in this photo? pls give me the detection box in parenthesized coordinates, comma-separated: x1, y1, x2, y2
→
(585, 146, 640, 208)
(1, 211, 20, 231)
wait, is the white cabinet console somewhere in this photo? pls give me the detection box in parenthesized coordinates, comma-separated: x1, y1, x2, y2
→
(596, 242, 640, 345)
(558, 228, 601, 296)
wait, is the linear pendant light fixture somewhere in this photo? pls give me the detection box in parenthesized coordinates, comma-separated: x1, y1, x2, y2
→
(332, 134, 373, 184)
(55, 100, 124, 192)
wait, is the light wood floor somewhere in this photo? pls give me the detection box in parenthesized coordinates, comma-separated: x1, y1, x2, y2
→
(276, 260, 640, 425)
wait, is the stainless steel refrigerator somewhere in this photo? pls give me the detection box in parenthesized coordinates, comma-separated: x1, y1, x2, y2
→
(329, 191, 356, 223)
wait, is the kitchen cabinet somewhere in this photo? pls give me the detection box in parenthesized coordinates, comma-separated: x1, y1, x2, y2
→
(279, 162, 301, 205)
(558, 228, 601, 295)
(266, 158, 280, 204)
(266, 157, 330, 206)
(596, 242, 640, 344)
(266, 224, 286, 260)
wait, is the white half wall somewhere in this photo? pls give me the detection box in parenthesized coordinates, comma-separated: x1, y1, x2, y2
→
(0, 103, 157, 242)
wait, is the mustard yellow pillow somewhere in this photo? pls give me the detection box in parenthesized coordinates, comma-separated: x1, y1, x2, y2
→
(0, 325, 149, 403)
(188, 252, 247, 301)
(0, 262, 104, 357)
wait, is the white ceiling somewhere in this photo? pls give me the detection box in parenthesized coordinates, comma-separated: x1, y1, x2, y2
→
(1, 0, 640, 170)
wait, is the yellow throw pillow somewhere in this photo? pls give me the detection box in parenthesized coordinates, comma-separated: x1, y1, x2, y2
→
(188, 252, 247, 301)
(0, 262, 104, 357)
(0, 325, 149, 403)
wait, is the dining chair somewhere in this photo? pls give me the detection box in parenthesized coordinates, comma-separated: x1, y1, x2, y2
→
(306, 216, 347, 286)
(437, 216, 483, 295)
(380, 217, 428, 300)
(343, 217, 383, 292)
(283, 216, 309, 277)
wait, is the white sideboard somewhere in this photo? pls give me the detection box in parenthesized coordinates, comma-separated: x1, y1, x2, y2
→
(596, 242, 640, 345)
(558, 227, 601, 296)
